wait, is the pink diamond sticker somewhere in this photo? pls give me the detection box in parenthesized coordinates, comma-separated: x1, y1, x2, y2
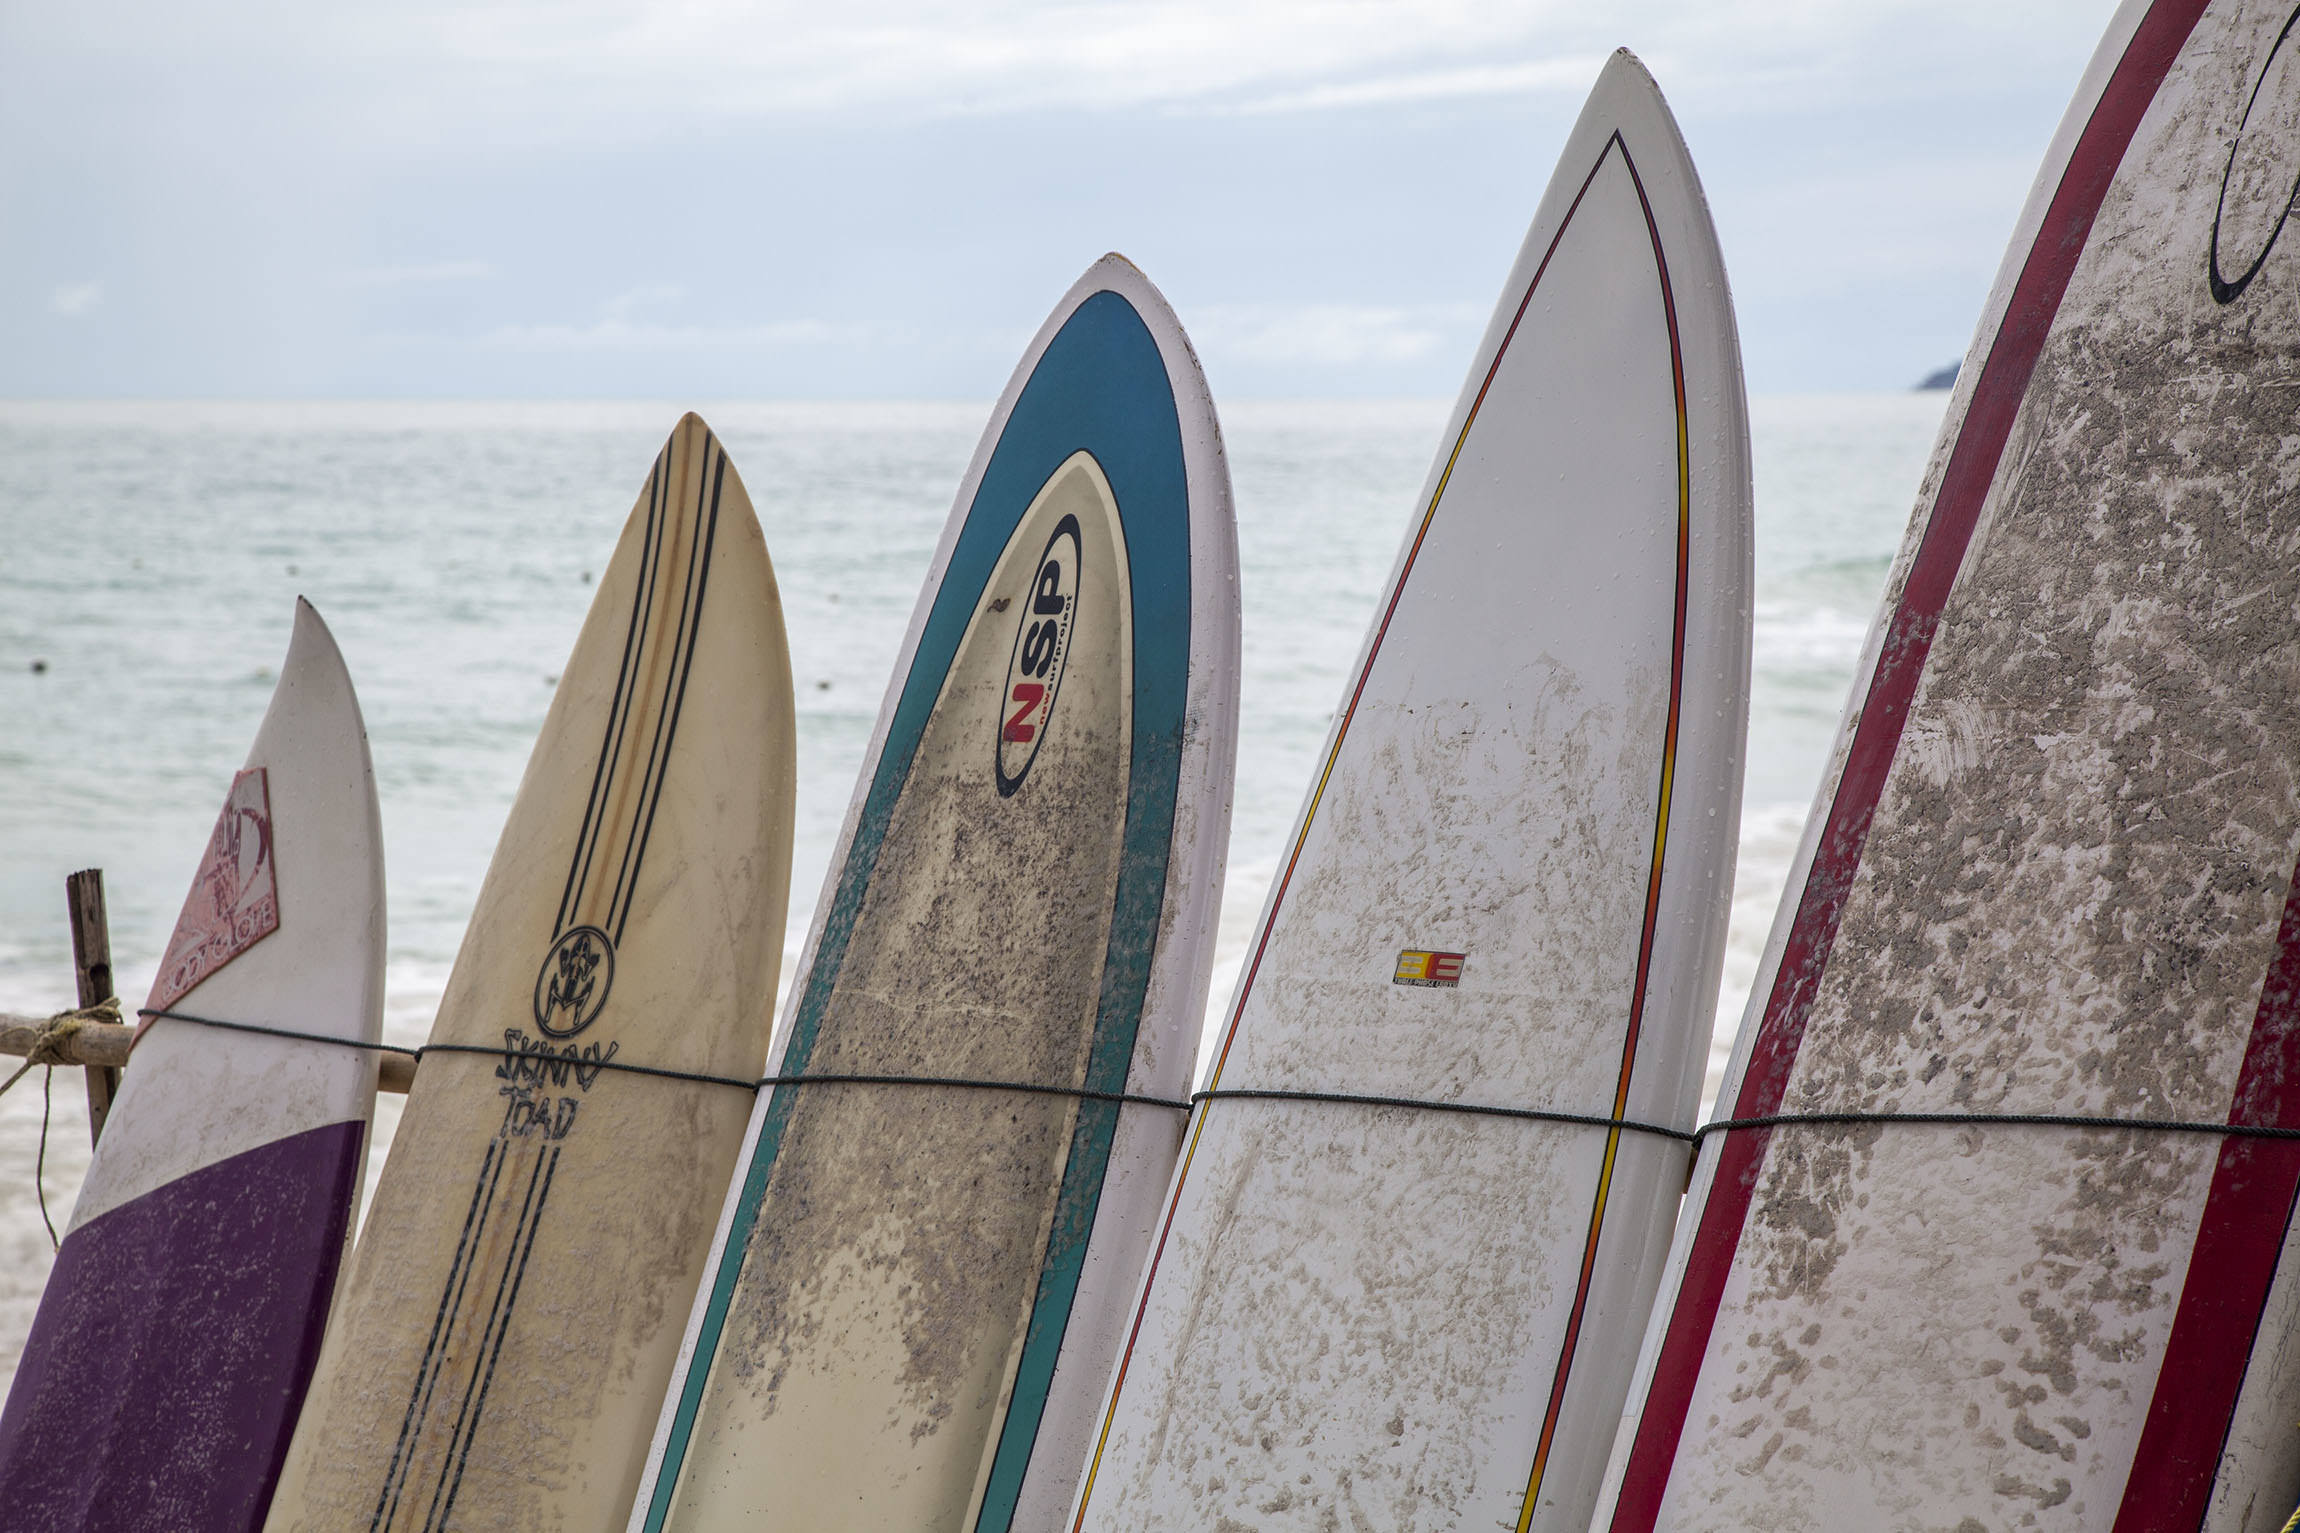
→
(148, 767, 280, 1016)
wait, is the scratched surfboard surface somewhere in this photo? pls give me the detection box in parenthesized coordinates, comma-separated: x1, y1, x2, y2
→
(265, 414, 795, 1533)
(1591, 4, 2300, 1530)
(1064, 54, 1749, 1533)
(0, 600, 383, 1532)
(628, 255, 1238, 1533)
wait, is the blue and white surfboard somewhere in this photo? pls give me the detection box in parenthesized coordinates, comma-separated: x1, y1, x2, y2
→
(630, 254, 1239, 1533)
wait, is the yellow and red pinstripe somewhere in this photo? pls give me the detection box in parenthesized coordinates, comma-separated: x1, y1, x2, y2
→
(1067, 129, 1692, 1532)
(1514, 132, 1689, 1533)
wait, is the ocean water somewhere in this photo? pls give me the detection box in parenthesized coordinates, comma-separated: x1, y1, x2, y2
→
(0, 391, 1946, 1386)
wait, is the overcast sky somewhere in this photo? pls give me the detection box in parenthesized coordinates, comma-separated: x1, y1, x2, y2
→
(0, 0, 2122, 398)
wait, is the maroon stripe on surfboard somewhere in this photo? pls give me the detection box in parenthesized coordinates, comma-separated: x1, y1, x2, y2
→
(2112, 852, 2300, 1530)
(1604, 5, 2210, 1526)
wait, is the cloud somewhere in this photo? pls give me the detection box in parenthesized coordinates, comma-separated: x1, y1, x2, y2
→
(480, 316, 860, 350)
(472, 283, 880, 349)
(1726, 149, 2047, 297)
(410, 0, 2123, 129)
(48, 282, 102, 316)
(0, 0, 2126, 394)
(1228, 56, 1604, 115)
(340, 260, 495, 285)
(10, 0, 2123, 148)
(598, 282, 684, 321)
(400, 1, 1583, 122)
(1195, 303, 1479, 367)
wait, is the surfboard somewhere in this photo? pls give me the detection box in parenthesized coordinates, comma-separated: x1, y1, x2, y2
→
(263, 414, 796, 1533)
(627, 254, 1239, 1533)
(1592, 5, 2300, 1529)
(1065, 53, 1749, 1533)
(0, 598, 384, 1532)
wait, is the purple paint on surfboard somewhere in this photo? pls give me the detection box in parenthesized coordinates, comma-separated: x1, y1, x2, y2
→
(0, 1117, 364, 1532)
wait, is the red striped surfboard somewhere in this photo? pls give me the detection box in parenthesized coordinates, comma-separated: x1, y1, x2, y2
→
(1595, 3, 2300, 1528)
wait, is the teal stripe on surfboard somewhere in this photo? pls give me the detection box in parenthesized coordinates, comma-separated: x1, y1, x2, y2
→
(640, 288, 1192, 1533)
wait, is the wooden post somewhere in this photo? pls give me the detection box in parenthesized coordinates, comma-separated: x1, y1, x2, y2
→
(0, 1015, 419, 1095)
(67, 869, 117, 1145)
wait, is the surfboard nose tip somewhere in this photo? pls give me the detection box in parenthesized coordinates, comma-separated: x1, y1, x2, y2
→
(285, 595, 346, 672)
(1089, 249, 1145, 281)
(1602, 45, 1655, 87)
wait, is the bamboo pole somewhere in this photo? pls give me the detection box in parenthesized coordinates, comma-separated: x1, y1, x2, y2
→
(0, 1013, 417, 1095)
(66, 870, 117, 1145)
(1, 1014, 134, 1071)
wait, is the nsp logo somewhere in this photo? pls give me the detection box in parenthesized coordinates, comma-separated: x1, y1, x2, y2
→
(1393, 949, 1466, 988)
(996, 512, 1081, 796)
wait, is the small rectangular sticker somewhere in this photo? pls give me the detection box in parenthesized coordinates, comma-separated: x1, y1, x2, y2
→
(1393, 949, 1465, 988)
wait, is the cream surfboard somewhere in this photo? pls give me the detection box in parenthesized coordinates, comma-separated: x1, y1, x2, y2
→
(1593, 4, 2300, 1530)
(265, 415, 795, 1533)
(629, 255, 1239, 1533)
(0, 599, 383, 1532)
(1066, 53, 1749, 1533)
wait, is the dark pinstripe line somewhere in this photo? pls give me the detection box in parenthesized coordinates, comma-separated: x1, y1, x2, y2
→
(433, 1146, 563, 1530)
(616, 449, 724, 945)
(560, 450, 669, 935)
(416, 1143, 552, 1533)
(371, 1135, 505, 1531)
(609, 433, 718, 940)
(606, 433, 712, 935)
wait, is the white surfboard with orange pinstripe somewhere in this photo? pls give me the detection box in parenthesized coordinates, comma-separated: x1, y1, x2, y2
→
(1063, 51, 1750, 1533)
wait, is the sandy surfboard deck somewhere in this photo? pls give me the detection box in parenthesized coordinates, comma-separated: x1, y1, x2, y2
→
(265, 414, 795, 1533)
(1593, 4, 2300, 1529)
(1065, 54, 1750, 1533)
(0, 599, 385, 1532)
(629, 255, 1239, 1533)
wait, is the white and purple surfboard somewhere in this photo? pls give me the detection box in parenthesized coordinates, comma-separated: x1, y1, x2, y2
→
(0, 599, 384, 1531)
(1595, 4, 2300, 1528)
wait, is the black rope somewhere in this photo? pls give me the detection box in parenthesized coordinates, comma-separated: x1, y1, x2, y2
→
(420, 1040, 751, 1091)
(129, 1009, 2300, 1146)
(137, 1008, 1189, 1108)
(759, 1073, 1187, 1110)
(1181, 1088, 2300, 1151)
(1189, 1086, 1696, 1142)
(139, 1008, 420, 1061)
(1690, 1109, 2300, 1145)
